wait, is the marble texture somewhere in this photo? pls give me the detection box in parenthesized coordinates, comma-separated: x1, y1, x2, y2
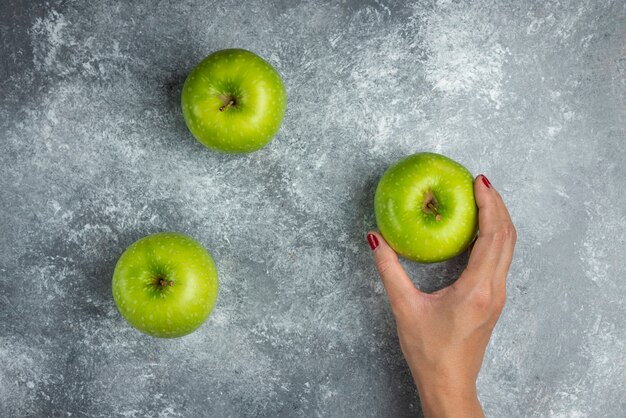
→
(1, 0, 625, 416)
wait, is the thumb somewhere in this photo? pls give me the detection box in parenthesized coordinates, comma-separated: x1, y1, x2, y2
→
(367, 232, 420, 305)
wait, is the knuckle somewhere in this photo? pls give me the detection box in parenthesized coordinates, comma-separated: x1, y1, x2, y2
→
(490, 229, 507, 245)
(375, 255, 398, 276)
(502, 223, 515, 239)
(375, 257, 394, 275)
(491, 224, 516, 244)
(470, 285, 506, 316)
(471, 289, 492, 311)
(510, 224, 518, 243)
(494, 291, 507, 313)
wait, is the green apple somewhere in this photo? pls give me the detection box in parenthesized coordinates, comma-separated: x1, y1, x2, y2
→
(374, 153, 478, 263)
(112, 232, 219, 338)
(181, 48, 287, 153)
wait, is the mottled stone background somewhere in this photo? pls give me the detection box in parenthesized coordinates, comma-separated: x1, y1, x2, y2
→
(1, 0, 625, 416)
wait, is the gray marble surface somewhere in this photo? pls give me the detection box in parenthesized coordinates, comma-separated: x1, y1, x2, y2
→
(1, 1, 625, 416)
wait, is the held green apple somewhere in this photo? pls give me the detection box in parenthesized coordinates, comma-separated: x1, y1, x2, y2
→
(181, 48, 287, 153)
(374, 153, 478, 263)
(112, 232, 219, 338)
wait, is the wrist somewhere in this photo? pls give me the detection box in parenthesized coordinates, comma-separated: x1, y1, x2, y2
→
(414, 376, 483, 418)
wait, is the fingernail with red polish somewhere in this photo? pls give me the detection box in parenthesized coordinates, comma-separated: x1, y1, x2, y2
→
(481, 175, 492, 189)
(367, 233, 379, 251)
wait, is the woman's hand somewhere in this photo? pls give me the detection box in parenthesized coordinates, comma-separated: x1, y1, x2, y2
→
(367, 175, 516, 418)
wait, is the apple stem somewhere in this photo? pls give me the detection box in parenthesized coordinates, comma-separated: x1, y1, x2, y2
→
(427, 203, 443, 221)
(219, 100, 235, 112)
(159, 279, 174, 287)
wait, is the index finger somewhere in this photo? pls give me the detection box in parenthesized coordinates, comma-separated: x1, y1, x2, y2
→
(491, 186, 517, 281)
(458, 175, 515, 288)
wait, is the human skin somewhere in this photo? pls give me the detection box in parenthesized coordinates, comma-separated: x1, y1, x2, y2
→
(367, 175, 517, 417)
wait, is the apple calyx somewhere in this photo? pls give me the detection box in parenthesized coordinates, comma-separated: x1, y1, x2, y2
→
(218, 94, 237, 112)
(423, 190, 443, 221)
(153, 274, 174, 289)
